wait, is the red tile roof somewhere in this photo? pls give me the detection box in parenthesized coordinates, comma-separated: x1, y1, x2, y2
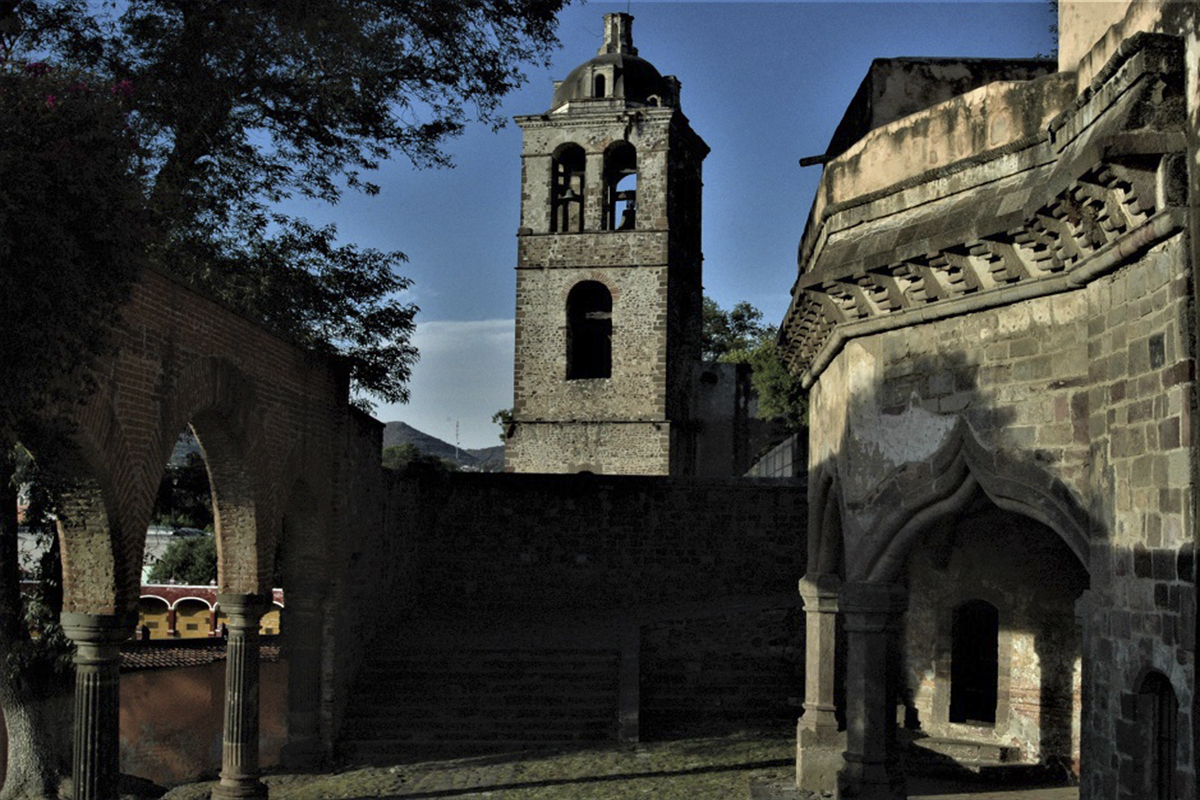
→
(120, 640, 281, 671)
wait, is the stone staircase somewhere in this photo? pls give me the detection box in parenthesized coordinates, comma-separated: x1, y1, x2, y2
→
(339, 643, 621, 761)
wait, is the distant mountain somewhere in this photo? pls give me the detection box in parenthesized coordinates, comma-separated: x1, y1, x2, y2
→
(381, 421, 504, 471)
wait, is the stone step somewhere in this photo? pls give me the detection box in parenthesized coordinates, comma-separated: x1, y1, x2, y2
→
(908, 736, 1020, 765)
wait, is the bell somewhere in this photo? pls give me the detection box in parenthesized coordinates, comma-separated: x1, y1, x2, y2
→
(561, 187, 578, 200)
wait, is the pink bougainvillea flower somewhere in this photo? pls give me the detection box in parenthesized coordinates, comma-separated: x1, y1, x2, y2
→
(111, 79, 134, 98)
(45, 94, 58, 108)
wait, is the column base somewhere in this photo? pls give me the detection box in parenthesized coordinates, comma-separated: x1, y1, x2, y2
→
(797, 721, 845, 792)
(836, 754, 906, 800)
(211, 777, 268, 800)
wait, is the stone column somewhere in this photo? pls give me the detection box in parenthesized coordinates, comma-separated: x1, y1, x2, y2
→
(838, 581, 907, 800)
(213, 593, 269, 800)
(61, 611, 134, 800)
(797, 572, 845, 791)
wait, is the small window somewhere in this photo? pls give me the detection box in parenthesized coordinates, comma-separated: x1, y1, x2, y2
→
(594, 74, 606, 98)
(567, 281, 612, 379)
(949, 599, 999, 725)
(551, 143, 585, 233)
(602, 142, 637, 231)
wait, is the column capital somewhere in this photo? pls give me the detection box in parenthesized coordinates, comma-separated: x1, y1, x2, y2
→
(216, 593, 270, 625)
(799, 573, 841, 604)
(61, 611, 136, 643)
(61, 611, 136, 663)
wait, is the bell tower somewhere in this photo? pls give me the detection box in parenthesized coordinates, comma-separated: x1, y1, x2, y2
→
(506, 13, 708, 475)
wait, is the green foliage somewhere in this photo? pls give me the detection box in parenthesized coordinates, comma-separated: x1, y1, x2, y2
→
(701, 297, 775, 362)
(0, 58, 148, 448)
(151, 452, 214, 531)
(702, 296, 807, 431)
(6, 0, 570, 406)
(382, 443, 458, 475)
(492, 408, 514, 442)
(2, 446, 74, 694)
(148, 534, 218, 586)
(747, 341, 809, 431)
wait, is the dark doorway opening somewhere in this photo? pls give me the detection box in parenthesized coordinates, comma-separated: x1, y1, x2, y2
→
(1138, 671, 1177, 800)
(949, 599, 999, 724)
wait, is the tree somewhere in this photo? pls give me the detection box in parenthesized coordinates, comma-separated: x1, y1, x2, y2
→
(2, 3, 567, 789)
(0, 58, 148, 799)
(701, 297, 773, 362)
(492, 408, 514, 443)
(150, 451, 214, 531)
(382, 443, 457, 475)
(701, 296, 808, 431)
(147, 535, 218, 586)
(6, 0, 570, 406)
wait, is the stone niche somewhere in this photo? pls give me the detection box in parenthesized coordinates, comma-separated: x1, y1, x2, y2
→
(903, 498, 1088, 772)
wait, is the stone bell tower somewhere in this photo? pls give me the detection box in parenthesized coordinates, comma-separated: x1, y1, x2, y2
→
(505, 13, 708, 475)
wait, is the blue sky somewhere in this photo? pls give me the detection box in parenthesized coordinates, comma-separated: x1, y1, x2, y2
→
(291, 1, 1058, 448)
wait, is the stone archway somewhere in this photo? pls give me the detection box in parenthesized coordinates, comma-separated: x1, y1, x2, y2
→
(902, 495, 1089, 772)
(799, 426, 1095, 798)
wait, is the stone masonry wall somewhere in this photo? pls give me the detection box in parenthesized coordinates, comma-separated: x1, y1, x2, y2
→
(512, 262, 669, 421)
(808, 232, 1195, 794)
(505, 420, 672, 475)
(391, 472, 805, 614)
(379, 472, 806, 737)
(641, 604, 803, 737)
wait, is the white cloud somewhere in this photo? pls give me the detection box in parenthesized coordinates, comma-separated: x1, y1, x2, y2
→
(372, 319, 514, 450)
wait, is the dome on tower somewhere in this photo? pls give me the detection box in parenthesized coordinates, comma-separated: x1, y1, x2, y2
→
(549, 13, 679, 111)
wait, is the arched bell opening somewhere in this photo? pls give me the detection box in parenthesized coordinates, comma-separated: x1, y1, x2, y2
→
(602, 141, 637, 231)
(901, 490, 1089, 773)
(550, 143, 586, 233)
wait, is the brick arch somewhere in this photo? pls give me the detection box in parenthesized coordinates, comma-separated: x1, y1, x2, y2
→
(852, 423, 1093, 583)
(160, 356, 275, 594)
(55, 393, 143, 615)
(560, 272, 621, 301)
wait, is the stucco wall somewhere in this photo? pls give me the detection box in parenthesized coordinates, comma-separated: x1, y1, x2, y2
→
(119, 660, 287, 787)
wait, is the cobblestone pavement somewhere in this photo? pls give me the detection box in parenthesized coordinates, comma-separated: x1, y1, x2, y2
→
(160, 730, 1078, 800)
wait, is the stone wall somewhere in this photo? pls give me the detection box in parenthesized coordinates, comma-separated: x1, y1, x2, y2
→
(641, 602, 803, 737)
(369, 472, 807, 739)
(392, 472, 805, 613)
(786, 16, 1196, 796)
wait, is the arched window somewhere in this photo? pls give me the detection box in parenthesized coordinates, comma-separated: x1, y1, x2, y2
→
(1138, 672, 1178, 800)
(593, 74, 606, 98)
(949, 599, 999, 725)
(551, 143, 585, 233)
(602, 141, 637, 231)
(566, 281, 612, 379)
